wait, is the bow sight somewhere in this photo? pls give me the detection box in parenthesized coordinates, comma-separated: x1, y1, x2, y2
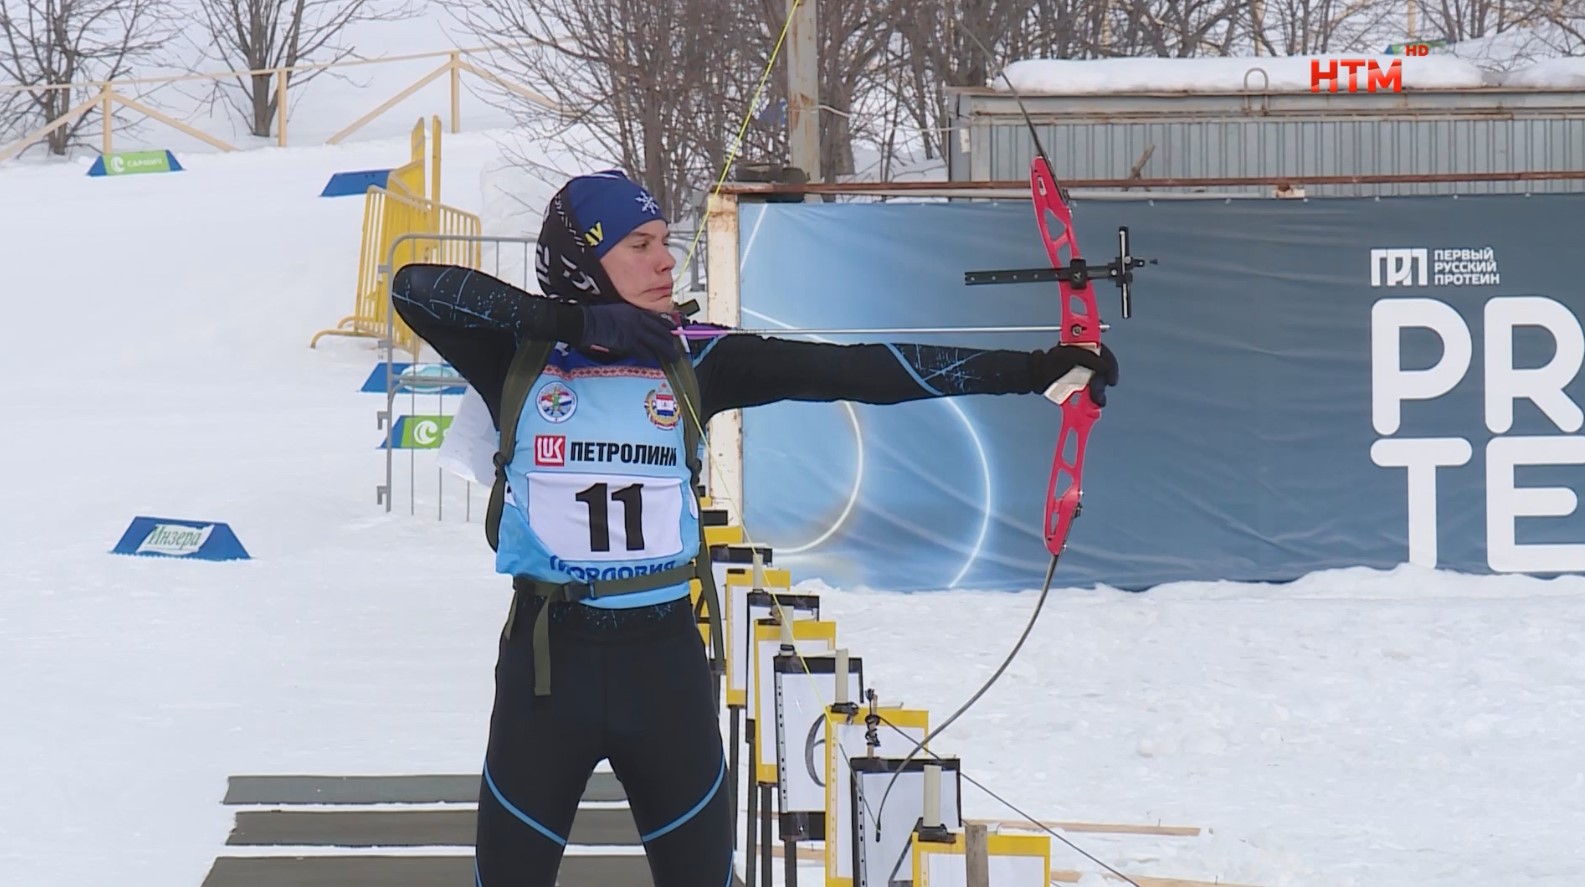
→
(964, 225, 1156, 328)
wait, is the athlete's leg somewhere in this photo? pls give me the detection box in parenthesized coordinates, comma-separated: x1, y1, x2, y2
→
(473, 597, 607, 887)
(604, 600, 735, 887)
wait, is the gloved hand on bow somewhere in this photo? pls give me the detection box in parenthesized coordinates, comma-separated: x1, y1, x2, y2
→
(1028, 343, 1119, 407)
(574, 301, 680, 362)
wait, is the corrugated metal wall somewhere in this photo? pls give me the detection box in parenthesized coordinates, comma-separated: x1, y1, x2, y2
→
(949, 88, 1585, 196)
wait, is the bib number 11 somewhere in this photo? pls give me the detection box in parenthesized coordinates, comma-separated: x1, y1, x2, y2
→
(527, 471, 685, 562)
(575, 482, 645, 552)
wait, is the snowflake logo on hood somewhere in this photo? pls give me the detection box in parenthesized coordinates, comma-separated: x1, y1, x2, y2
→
(635, 192, 660, 216)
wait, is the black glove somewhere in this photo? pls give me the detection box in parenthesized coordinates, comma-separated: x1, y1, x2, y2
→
(575, 302, 679, 361)
(1029, 343, 1119, 407)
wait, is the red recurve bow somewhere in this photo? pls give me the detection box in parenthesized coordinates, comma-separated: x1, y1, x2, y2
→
(870, 45, 1156, 839)
(966, 155, 1150, 562)
(900, 107, 1151, 751)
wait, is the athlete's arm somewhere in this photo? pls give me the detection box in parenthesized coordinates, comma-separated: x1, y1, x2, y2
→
(692, 334, 1050, 418)
(388, 265, 584, 424)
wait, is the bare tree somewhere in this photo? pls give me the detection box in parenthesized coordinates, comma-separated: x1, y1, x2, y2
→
(1427, 0, 1585, 67)
(1246, 0, 1401, 54)
(882, 0, 1145, 164)
(1105, 0, 1248, 56)
(736, 0, 905, 181)
(1420, 0, 1511, 41)
(188, 0, 419, 139)
(445, 0, 769, 224)
(1529, 0, 1585, 53)
(0, 0, 175, 155)
(885, 2, 1050, 162)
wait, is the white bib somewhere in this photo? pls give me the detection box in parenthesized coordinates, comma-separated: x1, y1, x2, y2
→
(526, 471, 685, 563)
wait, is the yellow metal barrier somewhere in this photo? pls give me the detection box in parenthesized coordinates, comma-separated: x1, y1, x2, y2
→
(310, 116, 481, 358)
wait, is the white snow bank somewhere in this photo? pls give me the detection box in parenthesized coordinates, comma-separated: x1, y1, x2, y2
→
(1498, 55, 1585, 88)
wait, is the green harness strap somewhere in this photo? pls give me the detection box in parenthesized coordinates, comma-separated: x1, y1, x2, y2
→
(658, 351, 726, 687)
(484, 338, 554, 556)
(483, 339, 726, 696)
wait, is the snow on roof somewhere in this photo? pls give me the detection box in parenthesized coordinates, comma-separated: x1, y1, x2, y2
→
(1497, 56, 1585, 88)
(992, 54, 1585, 95)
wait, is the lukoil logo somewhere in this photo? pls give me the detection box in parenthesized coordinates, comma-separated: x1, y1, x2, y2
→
(1371, 247, 1501, 287)
(535, 434, 566, 466)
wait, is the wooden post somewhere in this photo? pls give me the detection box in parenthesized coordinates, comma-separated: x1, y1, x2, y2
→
(965, 822, 990, 887)
(429, 115, 442, 208)
(276, 68, 289, 146)
(100, 83, 112, 155)
(703, 191, 743, 521)
(449, 51, 461, 133)
(785, 0, 820, 192)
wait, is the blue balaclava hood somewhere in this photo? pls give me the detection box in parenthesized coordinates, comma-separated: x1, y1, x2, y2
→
(536, 169, 666, 303)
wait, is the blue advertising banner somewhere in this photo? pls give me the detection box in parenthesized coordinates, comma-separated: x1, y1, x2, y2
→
(111, 516, 251, 561)
(360, 361, 467, 396)
(733, 194, 1585, 591)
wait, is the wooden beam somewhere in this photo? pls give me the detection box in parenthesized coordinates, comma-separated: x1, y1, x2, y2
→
(326, 61, 451, 146)
(972, 818, 1202, 837)
(110, 92, 237, 152)
(768, 842, 824, 862)
(1107, 876, 1265, 887)
(454, 60, 560, 112)
(0, 93, 99, 162)
(1051, 872, 1265, 887)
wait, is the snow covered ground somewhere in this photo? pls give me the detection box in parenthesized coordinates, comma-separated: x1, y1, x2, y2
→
(3, 93, 1584, 887)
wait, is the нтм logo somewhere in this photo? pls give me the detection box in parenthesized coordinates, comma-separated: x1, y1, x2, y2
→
(1311, 59, 1403, 93)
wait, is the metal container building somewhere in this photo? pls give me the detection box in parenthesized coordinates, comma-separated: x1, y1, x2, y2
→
(947, 82, 1585, 196)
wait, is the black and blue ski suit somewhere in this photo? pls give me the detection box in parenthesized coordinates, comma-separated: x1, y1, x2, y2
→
(389, 253, 1113, 886)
